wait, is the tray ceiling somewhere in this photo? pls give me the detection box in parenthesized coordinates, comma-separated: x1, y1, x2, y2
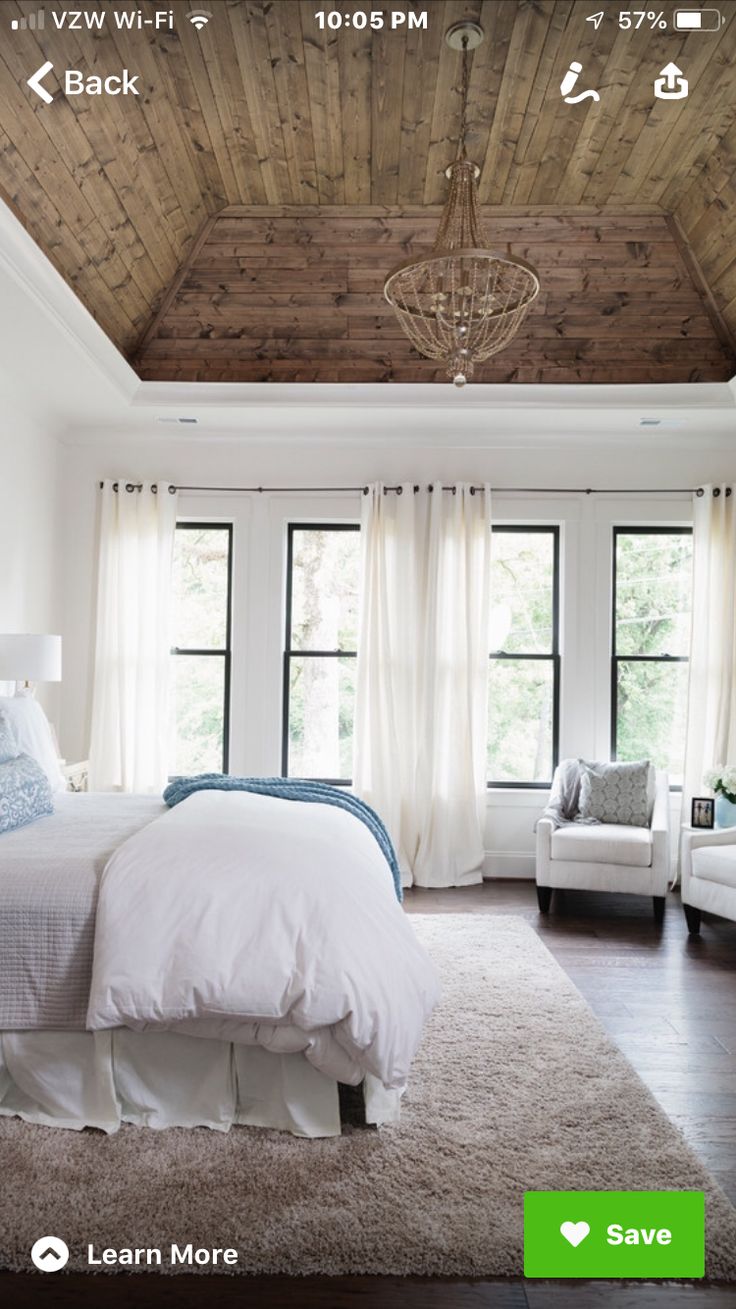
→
(1, 0, 735, 383)
(134, 206, 732, 383)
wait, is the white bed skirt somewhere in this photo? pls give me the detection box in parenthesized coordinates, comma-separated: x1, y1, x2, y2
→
(0, 1030, 400, 1138)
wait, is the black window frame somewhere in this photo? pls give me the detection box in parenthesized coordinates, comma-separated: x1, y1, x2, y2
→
(610, 524, 692, 789)
(282, 522, 359, 786)
(488, 524, 561, 790)
(171, 521, 233, 775)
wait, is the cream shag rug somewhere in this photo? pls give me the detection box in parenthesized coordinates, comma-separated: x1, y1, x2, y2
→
(2, 915, 736, 1279)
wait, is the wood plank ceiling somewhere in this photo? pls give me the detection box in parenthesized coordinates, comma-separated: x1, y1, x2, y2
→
(1, 0, 736, 384)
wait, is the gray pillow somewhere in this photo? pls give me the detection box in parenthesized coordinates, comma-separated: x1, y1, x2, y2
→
(578, 759, 651, 827)
(0, 753, 54, 835)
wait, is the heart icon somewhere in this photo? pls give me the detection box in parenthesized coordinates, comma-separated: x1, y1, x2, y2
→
(560, 1220, 590, 1248)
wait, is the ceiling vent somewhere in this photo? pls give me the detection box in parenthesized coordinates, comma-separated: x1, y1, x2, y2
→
(639, 418, 686, 428)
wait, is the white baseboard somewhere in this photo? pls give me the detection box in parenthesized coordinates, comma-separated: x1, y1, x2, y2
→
(483, 851, 535, 880)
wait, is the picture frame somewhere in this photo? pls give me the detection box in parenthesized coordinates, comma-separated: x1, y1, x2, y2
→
(691, 797, 715, 830)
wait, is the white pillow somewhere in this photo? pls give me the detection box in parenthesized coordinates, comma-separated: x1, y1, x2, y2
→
(0, 694, 66, 793)
(0, 709, 19, 763)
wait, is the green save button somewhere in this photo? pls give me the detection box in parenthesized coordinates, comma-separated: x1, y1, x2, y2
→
(524, 1191, 704, 1279)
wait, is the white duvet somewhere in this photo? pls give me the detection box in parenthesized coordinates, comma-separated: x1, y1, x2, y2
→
(87, 790, 439, 1089)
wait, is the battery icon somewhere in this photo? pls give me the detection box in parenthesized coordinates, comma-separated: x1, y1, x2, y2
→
(674, 8, 725, 29)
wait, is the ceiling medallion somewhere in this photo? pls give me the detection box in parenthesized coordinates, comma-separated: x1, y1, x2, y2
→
(384, 22, 540, 387)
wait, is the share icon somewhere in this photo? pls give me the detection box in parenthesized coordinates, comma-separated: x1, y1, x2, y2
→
(587, 11, 605, 28)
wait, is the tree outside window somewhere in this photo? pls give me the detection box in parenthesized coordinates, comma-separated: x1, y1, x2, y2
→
(487, 527, 560, 787)
(612, 528, 693, 786)
(283, 525, 359, 783)
(170, 523, 232, 776)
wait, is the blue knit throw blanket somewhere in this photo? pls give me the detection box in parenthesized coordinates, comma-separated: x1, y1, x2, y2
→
(163, 775, 402, 903)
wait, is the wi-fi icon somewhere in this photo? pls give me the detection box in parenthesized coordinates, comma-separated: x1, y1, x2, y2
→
(188, 9, 212, 30)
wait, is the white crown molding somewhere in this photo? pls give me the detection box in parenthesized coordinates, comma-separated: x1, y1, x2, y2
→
(0, 198, 137, 404)
(134, 379, 736, 412)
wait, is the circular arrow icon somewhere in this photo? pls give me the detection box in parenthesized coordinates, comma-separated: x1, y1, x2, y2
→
(30, 1236, 69, 1271)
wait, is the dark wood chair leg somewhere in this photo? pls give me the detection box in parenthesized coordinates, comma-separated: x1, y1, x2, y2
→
(537, 885, 552, 913)
(652, 895, 665, 925)
(684, 903, 702, 935)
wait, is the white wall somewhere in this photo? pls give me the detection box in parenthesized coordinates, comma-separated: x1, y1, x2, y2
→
(59, 433, 736, 875)
(0, 398, 61, 722)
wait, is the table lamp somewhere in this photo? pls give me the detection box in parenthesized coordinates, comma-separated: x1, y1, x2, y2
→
(0, 634, 62, 693)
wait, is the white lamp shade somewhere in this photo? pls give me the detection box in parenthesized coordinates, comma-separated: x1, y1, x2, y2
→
(0, 634, 62, 682)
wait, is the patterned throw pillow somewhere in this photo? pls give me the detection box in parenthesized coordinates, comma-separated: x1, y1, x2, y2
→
(578, 759, 651, 827)
(0, 710, 19, 764)
(0, 753, 54, 835)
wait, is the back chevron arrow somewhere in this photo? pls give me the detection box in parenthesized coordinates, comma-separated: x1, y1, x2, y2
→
(27, 61, 54, 104)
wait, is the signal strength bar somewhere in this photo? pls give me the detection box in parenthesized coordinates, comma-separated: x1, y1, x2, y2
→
(12, 9, 45, 29)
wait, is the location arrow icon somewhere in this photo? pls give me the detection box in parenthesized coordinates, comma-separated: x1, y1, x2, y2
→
(586, 11, 605, 28)
(27, 61, 54, 104)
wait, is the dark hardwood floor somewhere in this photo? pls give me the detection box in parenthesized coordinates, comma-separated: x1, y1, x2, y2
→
(5, 881, 736, 1309)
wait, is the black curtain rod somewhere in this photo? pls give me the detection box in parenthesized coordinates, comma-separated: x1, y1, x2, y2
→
(101, 482, 713, 496)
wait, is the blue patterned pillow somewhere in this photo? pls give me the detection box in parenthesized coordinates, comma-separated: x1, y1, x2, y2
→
(0, 753, 54, 834)
(0, 709, 19, 764)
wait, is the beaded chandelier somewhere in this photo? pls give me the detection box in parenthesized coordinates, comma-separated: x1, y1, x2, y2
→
(384, 22, 540, 387)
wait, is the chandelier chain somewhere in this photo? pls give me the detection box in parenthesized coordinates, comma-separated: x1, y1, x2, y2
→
(458, 37, 470, 162)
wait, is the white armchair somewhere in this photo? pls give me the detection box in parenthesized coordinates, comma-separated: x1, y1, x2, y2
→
(536, 769, 670, 922)
(681, 827, 736, 935)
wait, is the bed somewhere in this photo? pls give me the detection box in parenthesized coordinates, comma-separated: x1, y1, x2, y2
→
(0, 790, 438, 1137)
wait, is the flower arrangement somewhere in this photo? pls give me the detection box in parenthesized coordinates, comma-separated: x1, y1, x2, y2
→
(704, 765, 736, 804)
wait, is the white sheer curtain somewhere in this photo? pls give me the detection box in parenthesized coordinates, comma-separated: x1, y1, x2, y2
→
(683, 484, 736, 809)
(89, 480, 178, 793)
(354, 482, 492, 887)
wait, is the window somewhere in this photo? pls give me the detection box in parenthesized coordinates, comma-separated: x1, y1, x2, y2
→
(612, 527, 693, 786)
(283, 524, 360, 784)
(488, 526, 560, 787)
(170, 523, 232, 776)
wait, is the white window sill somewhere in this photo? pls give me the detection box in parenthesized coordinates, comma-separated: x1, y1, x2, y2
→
(486, 788, 550, 808)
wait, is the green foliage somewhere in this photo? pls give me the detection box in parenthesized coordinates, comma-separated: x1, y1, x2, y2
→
(168, 522, 693, 789)
(288, 528, 360, 779)
(170, 527, 229, 775)
(488, 531, 556, 782)
(615, 532, 692, 781)
(172, 527, 229, 649)
(171, 655, 225, 775)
